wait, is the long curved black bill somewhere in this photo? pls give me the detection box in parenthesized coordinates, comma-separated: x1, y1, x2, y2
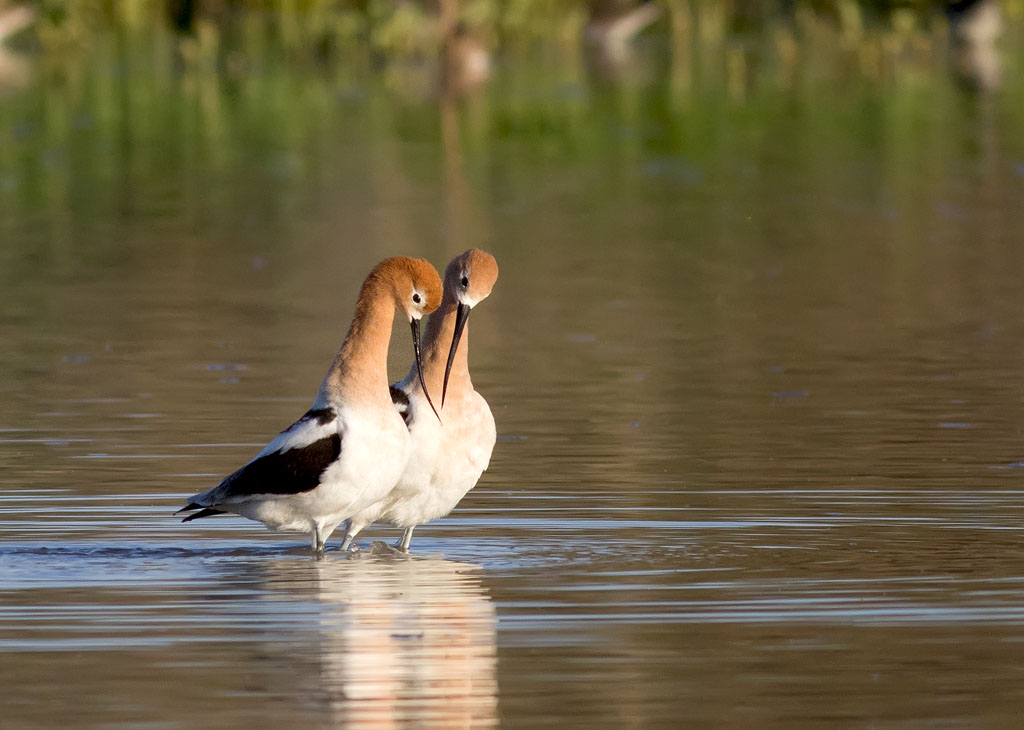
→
(411, 319, 441, 422)
(442, 303, 470, 407)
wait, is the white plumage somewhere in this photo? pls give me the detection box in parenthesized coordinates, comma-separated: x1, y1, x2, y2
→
(177, 257, 444, 555)
(342, 249, 499, 552)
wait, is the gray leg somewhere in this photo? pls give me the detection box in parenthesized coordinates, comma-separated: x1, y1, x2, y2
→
(342, 521, 367, 552)
(312, 525, 325, 558)
(396, 526, 415, 552)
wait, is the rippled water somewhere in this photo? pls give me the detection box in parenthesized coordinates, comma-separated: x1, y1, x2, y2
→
(5, 16, 1024, 729)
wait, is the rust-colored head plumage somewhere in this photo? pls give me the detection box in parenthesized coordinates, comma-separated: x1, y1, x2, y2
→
(366, 257, 443, 321)
(445, 248, 499, 306)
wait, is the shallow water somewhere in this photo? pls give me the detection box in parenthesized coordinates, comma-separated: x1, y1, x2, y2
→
(5, 16, 1024, 729)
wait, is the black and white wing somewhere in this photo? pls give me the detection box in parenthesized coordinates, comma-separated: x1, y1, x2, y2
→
(178, 407, 341, 520)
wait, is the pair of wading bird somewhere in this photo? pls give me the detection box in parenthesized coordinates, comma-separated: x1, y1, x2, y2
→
(176, 250, 498, 556)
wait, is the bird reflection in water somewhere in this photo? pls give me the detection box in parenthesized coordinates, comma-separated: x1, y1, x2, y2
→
(262, 548, 497, 728)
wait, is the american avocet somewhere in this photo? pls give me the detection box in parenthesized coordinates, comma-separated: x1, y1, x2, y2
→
(177, 257, 443, 556)
(341, 249, 498, 552)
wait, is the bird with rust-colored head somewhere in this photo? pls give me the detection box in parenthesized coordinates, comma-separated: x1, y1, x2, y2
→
(177, 256, 444, 557)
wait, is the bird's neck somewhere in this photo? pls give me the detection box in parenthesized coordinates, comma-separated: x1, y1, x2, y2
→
(420, 291, 471, 400)
(319, 284, 396, 408)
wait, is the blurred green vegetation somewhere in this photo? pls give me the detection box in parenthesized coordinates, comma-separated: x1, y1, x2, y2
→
(2, 0, 1022, 274)
(4, 1, 1021, 65)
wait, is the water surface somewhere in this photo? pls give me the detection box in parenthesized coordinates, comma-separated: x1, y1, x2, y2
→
(4, 16, 1024, 729)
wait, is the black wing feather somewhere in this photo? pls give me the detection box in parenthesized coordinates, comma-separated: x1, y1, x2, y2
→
(176, 406, 341, 518)
(303, 407, 336, 426)
(390, 385, 411, 427)
(181, 507, 226, 522)
(219, 432, 342, 497)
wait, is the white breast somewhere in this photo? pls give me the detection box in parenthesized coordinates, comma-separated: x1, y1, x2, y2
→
(322, 404, 411, 516)
(373, 388, 495, 529)
(236, 402, 412, 535)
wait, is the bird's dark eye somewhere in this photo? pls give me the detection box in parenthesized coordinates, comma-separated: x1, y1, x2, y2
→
(413, 293, 421, 304)
(461, 276, 469, 287)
